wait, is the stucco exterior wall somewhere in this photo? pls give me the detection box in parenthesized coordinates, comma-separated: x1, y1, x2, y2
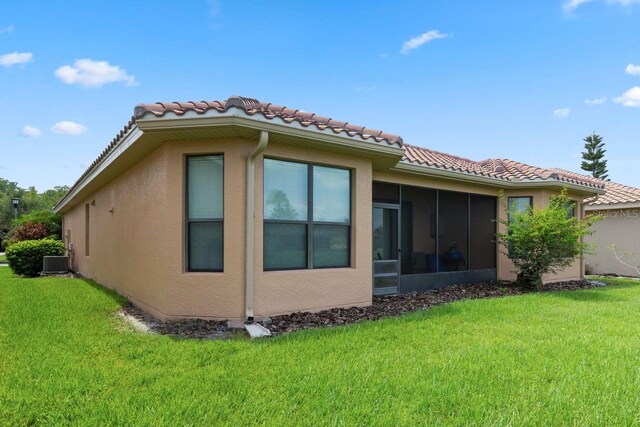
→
(585, 208, 640, 277)
(63, 145, 171, 317)
(496, 190, 583, 282)
(65, 137, 373, 321)
(63, 135, 586, 322)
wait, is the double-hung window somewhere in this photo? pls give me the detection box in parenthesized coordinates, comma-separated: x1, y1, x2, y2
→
(263, 158, 351, 270)
(186, 155, 224, 272)
(507, 196, 532, 259)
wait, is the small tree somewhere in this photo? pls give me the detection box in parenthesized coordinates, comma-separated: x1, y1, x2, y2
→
(497, 189, 600, 289)
(581, 133, 609, 180)
(8, 222, 50, 246)
(266, 190, 298, 220)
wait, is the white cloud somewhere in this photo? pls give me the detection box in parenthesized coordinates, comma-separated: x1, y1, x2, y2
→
(625, 63, 640, 75)
(52, 121, 88, 135)
(0, 24, 14, 34)
(22, 125, 42, 137)
(564, 0, 640, 11)
(54, 59, 137, 87)
(401, 30, 448, 54)
(563, 0, 595, 11)
(553, 108, 571, 118)
(614, 86, 640, 107)
(209, 0, 222, 17)
(0, 51, 33, 67)
(585, 96, 607, 105)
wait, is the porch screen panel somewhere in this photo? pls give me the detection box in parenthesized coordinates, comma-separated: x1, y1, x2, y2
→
(186, 155, 224, 272)
(372, 181, 400, 204)
(400, 186, 437, 275)
(469, 195, 497, 270)
(438, 191, 469, 272)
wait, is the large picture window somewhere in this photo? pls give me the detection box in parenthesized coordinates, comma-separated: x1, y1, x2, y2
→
(186, 155, 224, 272)
(264, 159, 351, 270)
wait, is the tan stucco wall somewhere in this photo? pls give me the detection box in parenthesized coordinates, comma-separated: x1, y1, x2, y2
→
(585, 208, 640, 277)
(495, 190, 583, 282)
(64, 137, 373, 321)
(63, 145, 171, 317)
(63, 136, 586, 321)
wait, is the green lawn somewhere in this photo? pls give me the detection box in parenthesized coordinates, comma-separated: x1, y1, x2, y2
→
(1, 269, 640, 426)
(0, 254, 6, 263)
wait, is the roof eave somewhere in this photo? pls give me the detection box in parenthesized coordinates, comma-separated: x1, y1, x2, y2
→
(585, 201, 640, 211)
(393, 162, 605, 194)
(55, 112, 406, 214)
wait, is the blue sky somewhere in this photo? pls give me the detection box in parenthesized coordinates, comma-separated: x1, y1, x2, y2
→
(1, 0, 639, 190)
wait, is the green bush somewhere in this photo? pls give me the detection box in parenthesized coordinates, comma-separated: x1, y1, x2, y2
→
(11, 209, 62, 239)
(5, 239, 66, 277)
(496, 189, 600, 289)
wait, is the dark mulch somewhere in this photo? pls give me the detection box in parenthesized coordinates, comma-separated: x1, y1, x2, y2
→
(121, 303, 234, 340)
(120, 279, 597, 339)
(264, 280, 595, 335)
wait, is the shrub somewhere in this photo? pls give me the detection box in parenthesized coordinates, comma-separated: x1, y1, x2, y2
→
(5, 239, 66, 277)
(8, 221, 51, 245)
(11, 210, 62, 239)
(496, 189, 601, 289)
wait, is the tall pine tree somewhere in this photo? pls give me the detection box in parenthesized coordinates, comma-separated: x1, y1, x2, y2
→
(581, 133, 609, 180)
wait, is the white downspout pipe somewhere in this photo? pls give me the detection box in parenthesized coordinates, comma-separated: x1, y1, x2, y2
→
(246, 130, 269, 322)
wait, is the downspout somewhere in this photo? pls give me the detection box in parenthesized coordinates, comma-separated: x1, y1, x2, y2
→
(246, 130, 269, 322)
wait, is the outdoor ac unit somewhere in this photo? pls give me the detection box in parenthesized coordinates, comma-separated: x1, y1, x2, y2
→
(42, 256, 69, 274)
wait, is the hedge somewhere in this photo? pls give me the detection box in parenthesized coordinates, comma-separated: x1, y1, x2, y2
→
(5, 239, 66, 277)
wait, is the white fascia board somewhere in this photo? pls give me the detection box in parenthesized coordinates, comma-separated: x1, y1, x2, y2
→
(54, 126, 143, 213)
(393, 162, 605, 194)
(585, 201, 640, 211)
(135, 108, 405, 158)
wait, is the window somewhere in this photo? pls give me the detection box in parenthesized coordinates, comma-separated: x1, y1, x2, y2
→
(85, 204, 90, 257)
(507, 196, 532, 258)
(508, 197, 533, 217)
(186, 155, 224, 272)
(263, 159, 351, 270)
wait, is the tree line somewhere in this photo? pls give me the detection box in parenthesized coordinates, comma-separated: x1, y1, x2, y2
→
(0, 178, 69, 247)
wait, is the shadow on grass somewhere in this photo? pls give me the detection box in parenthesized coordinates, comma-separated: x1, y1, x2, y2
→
(545, 288, 625, 303)
(77, 276, 128, 305)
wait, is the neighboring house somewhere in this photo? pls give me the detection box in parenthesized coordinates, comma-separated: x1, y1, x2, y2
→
(583, 180, 640, 277)
(54, 96, 604, 322)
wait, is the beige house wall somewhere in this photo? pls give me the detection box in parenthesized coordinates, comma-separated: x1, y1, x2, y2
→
(496, 190, 583, 282)
(63, 145, 171, 317)
(62, 136, 586, 321)
(585, 208, 640, 277)
(64, 137, 373, 321)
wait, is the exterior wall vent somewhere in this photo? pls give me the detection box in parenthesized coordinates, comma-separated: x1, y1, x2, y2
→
(42, 256, 69, 275)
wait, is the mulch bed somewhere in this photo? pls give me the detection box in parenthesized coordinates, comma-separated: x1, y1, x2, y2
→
(120, 280, 597, 339)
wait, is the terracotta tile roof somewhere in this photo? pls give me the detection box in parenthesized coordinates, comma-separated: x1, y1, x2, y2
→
(403, 144, 505, 179)
(134, 96, 404, 148)
(402, 144, 605, 189)
(549, 168, 640, 206)
(59, 97, 608, 211)
(68, 117, 137, 195)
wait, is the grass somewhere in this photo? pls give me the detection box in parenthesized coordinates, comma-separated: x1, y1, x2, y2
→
(0, 254, 6, 263)
(1, 269, 640, 426)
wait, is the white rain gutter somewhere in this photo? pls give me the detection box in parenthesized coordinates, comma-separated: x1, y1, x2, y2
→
(245, 130, 269, 322)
